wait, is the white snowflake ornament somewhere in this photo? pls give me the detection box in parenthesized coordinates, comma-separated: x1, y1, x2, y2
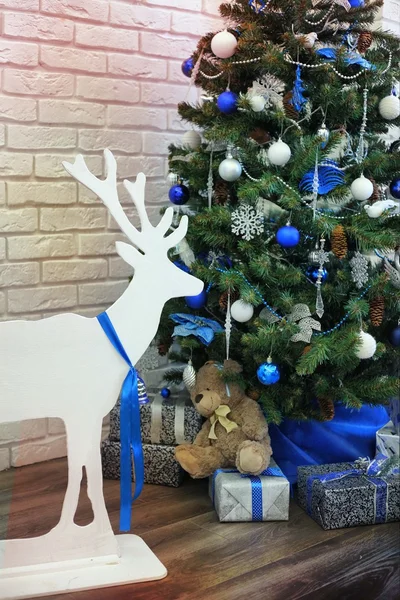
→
(231, 203, 264, 242)
(350, 252, 369, 289)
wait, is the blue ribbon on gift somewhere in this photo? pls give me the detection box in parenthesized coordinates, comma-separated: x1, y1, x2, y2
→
(306, 453, 394, 525)
(97, 312, 144, 533)
(212, 464, 285, 521)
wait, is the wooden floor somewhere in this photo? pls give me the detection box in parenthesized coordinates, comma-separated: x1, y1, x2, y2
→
(0, 458, 399, 600)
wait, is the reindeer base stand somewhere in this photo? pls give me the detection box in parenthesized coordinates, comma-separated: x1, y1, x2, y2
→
(0, 150, 203, 599)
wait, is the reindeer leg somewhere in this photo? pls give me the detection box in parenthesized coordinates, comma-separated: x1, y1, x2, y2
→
(85, 419, 112, 531)
(57, 419, 84, 530)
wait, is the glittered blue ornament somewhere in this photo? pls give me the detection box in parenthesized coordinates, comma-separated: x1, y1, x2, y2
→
(276, 225, 300, 248)
(290, 65, 307, 113)
(181, 57, 194, 78)
(306, 266, 328, 283)
(389, 325, 400, 347)
(257, 361, 281, 385)
(185, 290, 207, 309)
(389, 177, 400, 200)
(349, 0, 364, 7)
(169, 183, 190, 205)
(174, 260, 191, 273)
(217, 91, 238, 115)
(160, 387, 171, 399)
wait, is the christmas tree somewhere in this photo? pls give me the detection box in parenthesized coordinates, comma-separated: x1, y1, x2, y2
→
(158, 0, 400, 424)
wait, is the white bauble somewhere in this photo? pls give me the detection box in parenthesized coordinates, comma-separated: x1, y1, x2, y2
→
(211, 30, 237, 59)
(230, 299, 254, 323)
(182, 130, 202, 150)
(355, 331, 377, 359)
(249, 95, 267, 112)
(378, 95, 400, 121)
(218, 157, 242, 182)
(350, 174, 374, 201)
(267, 139, 291, 166)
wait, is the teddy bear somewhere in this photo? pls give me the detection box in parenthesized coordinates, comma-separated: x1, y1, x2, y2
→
(175, 359, 272, 478)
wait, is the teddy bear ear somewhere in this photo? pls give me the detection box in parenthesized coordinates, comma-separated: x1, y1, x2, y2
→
(223, 359, 243, 374)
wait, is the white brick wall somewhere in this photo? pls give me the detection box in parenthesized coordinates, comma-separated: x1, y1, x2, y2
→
(0, 0, 222, 470)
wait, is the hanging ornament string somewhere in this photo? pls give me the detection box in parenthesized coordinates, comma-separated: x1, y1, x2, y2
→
(225, 291, 232, 360)
(355, 87, 368, 163)
(199, 56, 262, 80)
(208, 142, 214, 209)
(304, 3, 335, 27)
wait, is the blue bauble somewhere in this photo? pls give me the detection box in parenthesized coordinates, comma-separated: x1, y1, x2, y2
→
(349, 0, 364, 6)
(181, 57, 194, 78)
(169, 183, 190, 205)
(217, 91, 238, 115)
(160, 387, 171, 399)
(185, 290, 207, 309)
(174, 260, 190, 273)
(389, 177, 400, 200)
(257, 361, 281, 385)
(389, 325, 400, 347)
(306, 266, 328, 283)
(276, 225, 300, 248)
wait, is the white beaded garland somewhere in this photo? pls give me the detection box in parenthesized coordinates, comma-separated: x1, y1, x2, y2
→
(267, 139, 291, 166)
(230, 299, 254, 323)
(350, 174, 374, 201)
(355, 331, 377, 359)
(218, 157, 242, 182)
(249, 95, 267, 112)
(378, 94, 400, 121)
(211, 30, 237, 59)
(182, 130, 202, 150)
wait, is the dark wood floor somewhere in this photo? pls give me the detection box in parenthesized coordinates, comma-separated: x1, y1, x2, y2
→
(1, 457, 399, 600)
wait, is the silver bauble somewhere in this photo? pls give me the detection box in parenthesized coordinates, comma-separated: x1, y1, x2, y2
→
(183, 360, 196, 391)
(218, 157, 242, 182)
(317, 123, 330, 149)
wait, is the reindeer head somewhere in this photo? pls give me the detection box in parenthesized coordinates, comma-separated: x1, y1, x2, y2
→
(63, 149, 203, 301)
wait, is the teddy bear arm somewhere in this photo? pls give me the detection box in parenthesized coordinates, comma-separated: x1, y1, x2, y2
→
(239, 398, 269, 441)
(193, 421, 212, 447)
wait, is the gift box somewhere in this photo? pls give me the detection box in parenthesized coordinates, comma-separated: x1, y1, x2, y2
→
(109, 395, 203, 446)
(101, 439, 184, 488)
(209, 459, 290, 522)
(376, 421, 400, 458)
(297, 458, 400, 530)
(388, 397, 400, 436)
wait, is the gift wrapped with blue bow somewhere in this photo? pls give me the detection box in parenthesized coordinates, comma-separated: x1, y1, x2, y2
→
(209, 458, 290, 522)
(376, 421, 399, 459)
(297, 454, 400, 530)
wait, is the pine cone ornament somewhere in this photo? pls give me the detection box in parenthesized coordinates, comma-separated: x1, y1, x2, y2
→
(246, 387, 261, 401)
(157, 340, 170, 356)
(317, 397, 335, 421)
(302, 345, 312, 355)
(368, 177, 380, 202)
(214, 179, 230, 206)
(357, 31, 373, 54)
(219, 289, 240, 311)
(249, 127, 271, 145)
(370, 296, 385, 326)
(331, 225, 348, 259)
(283, 91, 299, 120)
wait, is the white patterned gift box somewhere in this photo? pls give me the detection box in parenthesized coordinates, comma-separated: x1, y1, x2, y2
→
(209, 459, 290, 522)
(376, 421, 400, 458)
(388, 397, 400, 436)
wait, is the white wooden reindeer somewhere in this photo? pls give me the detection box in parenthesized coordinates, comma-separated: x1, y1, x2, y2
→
(0, 149, 203, 599)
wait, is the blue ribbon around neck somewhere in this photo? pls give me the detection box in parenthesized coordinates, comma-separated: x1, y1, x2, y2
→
(306, 454, 393, 525)
(97, 312, 144, 532)
(212, 464, 285, 521)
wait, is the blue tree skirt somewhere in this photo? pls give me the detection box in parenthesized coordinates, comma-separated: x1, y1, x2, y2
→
(269, 403, 389, 484)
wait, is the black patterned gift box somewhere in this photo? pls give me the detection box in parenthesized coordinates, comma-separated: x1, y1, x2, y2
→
(101, 439, 185, 488)
(297, 462, 400, 530)
(109, 395, 203, 446)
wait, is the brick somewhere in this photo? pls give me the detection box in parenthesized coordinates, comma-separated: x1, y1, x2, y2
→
(108, 53, 167, 79)
(78, 280, 129, 305)
(76, 76, 140, 103)
(0, 419, 47, 443)
(11, 434, 67, 467)
(41, 0, 109, 23)
(202, 0, 221, 15)
(168, 108, 188, 131)
(107, 206, 138, 230)
(144, 180, 169, 205)
(0, 153, 33, 176)
(168, 60, 189, 84)
(0, 208, 37, 233)
(0, 448, 10, 472)
(140, 32, 194, 58)
(0, 40, 38, 67)
(0, 0, 39, 8)
(147, 0, 201, 9)
(0, 182, 5, 205)
(40, 207, 106, 231)
(42, 258, 107, 282)
(35, 154, 102, 178)
(108, 105, 167, 130)
(79, 233, 123, 256)
(8, 126, 76, 150)
(109, 256, 134, 278)
(3, 69, 73, 97)
(40, 46, 106, 74)
(0, 291, 5, 313)
(0, 97, 36, 122)
(141, 81, 188, 106)
(109, 2, 170, 29)
(76, 23, 139, 52)
(79, 129, 141, 154)
(47, 417, 65, 435)
(3, 13, 74, 42)
(115, 156, 164, 179)
(171, 11, 220, 36)
(0, 263, 39, 287)
(7, 234, 75, 260)
(39, 100, 105, 126)
(0, 239, 5, 260)
(7, 182, 77, 206)
(143, 131, 182, 155)
(8, 285, 77, 313)
(0, 124, 4, 146)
